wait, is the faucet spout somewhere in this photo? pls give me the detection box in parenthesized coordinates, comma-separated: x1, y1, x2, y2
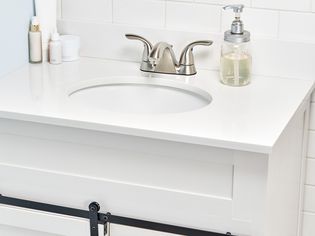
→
(149, 43, 175, 62)
(148, 42, 179, 74)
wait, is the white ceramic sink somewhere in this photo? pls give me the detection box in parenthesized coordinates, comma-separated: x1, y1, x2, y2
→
(68, 77, 212, 114)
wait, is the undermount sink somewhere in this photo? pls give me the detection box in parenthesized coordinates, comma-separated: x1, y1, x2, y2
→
(68, 76, 212, 114)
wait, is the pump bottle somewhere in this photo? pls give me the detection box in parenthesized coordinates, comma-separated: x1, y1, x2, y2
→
(220, 5, 252, 86)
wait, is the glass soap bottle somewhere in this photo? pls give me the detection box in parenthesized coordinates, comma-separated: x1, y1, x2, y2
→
(220, 5, 252, 86)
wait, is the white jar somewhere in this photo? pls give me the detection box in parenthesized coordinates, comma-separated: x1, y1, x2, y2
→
(60, 35, 80, 62)
(49, 32, 62, 65)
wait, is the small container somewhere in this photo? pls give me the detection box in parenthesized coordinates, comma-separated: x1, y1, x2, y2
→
(220, 5, 252, 87)
(49, 31, 62, 65)
(60, 35, 80, 62)
(29, 17, 42, 63)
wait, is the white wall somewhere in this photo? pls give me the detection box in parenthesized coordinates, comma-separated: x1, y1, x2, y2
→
(0, 0, 34, 77)
(57, 0, 315, 43)
(57, 0, 315, 235)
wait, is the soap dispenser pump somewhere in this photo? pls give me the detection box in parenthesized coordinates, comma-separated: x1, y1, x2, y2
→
(220, 4, 252, 86)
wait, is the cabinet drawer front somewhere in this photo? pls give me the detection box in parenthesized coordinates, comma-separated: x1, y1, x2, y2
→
(0, 133, 234, 199)
(0, 164, 252, 235)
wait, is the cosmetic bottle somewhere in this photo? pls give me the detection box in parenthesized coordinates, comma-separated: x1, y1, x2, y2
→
(220, 5, 252, 86)
(49, 31, 62, 65)
(29, 17, 42, 63)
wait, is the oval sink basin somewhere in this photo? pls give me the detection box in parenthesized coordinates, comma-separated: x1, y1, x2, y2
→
(68, 77, 212, 114)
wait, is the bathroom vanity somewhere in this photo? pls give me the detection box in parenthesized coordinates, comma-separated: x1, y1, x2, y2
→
(0, 58, 313, 236)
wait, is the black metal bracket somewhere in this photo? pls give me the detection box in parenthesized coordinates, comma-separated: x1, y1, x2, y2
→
(0, 194, 236, 236)
(89, 202, 100, 236)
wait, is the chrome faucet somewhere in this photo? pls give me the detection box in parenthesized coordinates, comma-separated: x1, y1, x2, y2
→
(126, 34, 213, 76)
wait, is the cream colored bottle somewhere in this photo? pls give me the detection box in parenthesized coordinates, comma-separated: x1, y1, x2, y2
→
(29, 17, 42, 63)
(220, 5, 252, 86)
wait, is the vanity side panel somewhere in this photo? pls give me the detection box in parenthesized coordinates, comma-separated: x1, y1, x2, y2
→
(232, 151, 268, 236)
(266, 100, 309, 236)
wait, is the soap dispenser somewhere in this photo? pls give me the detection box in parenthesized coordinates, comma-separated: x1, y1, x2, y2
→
(220, 5, 251, 86)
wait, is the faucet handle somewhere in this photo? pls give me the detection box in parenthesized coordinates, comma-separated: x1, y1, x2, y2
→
(125, 34, 153, 61)
(179, 40, 213, 66)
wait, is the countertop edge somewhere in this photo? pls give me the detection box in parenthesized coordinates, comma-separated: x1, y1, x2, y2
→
(0, 110, 273, 154)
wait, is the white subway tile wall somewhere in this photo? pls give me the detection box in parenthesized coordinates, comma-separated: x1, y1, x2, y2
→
(306, 159, 315, 186)
(251, 0, 311, 12)
(279, 11, 315, 43)
(113, 0, 165, 27)
(165, 2, 221, 32)
(59, 0, 315, 43)
(58, 1, 315, 235)
(61, 0, 112, 22)
(304, 186, 315, 212)
(302, 213, 315, 236)
(306, 91, 315, 232)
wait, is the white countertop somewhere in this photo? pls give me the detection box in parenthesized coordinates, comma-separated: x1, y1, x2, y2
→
(0, 58, 313, 153)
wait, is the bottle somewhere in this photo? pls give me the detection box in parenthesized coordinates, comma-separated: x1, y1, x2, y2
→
(220, 5, 252, 86)
(29, 17, 42, 63)
(49, 31, 62, 65)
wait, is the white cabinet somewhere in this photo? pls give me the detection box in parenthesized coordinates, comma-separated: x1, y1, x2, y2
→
(0, 99, 309, 236)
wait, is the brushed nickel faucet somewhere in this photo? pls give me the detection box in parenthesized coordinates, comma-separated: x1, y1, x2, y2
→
(126, 34, 213, 76)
